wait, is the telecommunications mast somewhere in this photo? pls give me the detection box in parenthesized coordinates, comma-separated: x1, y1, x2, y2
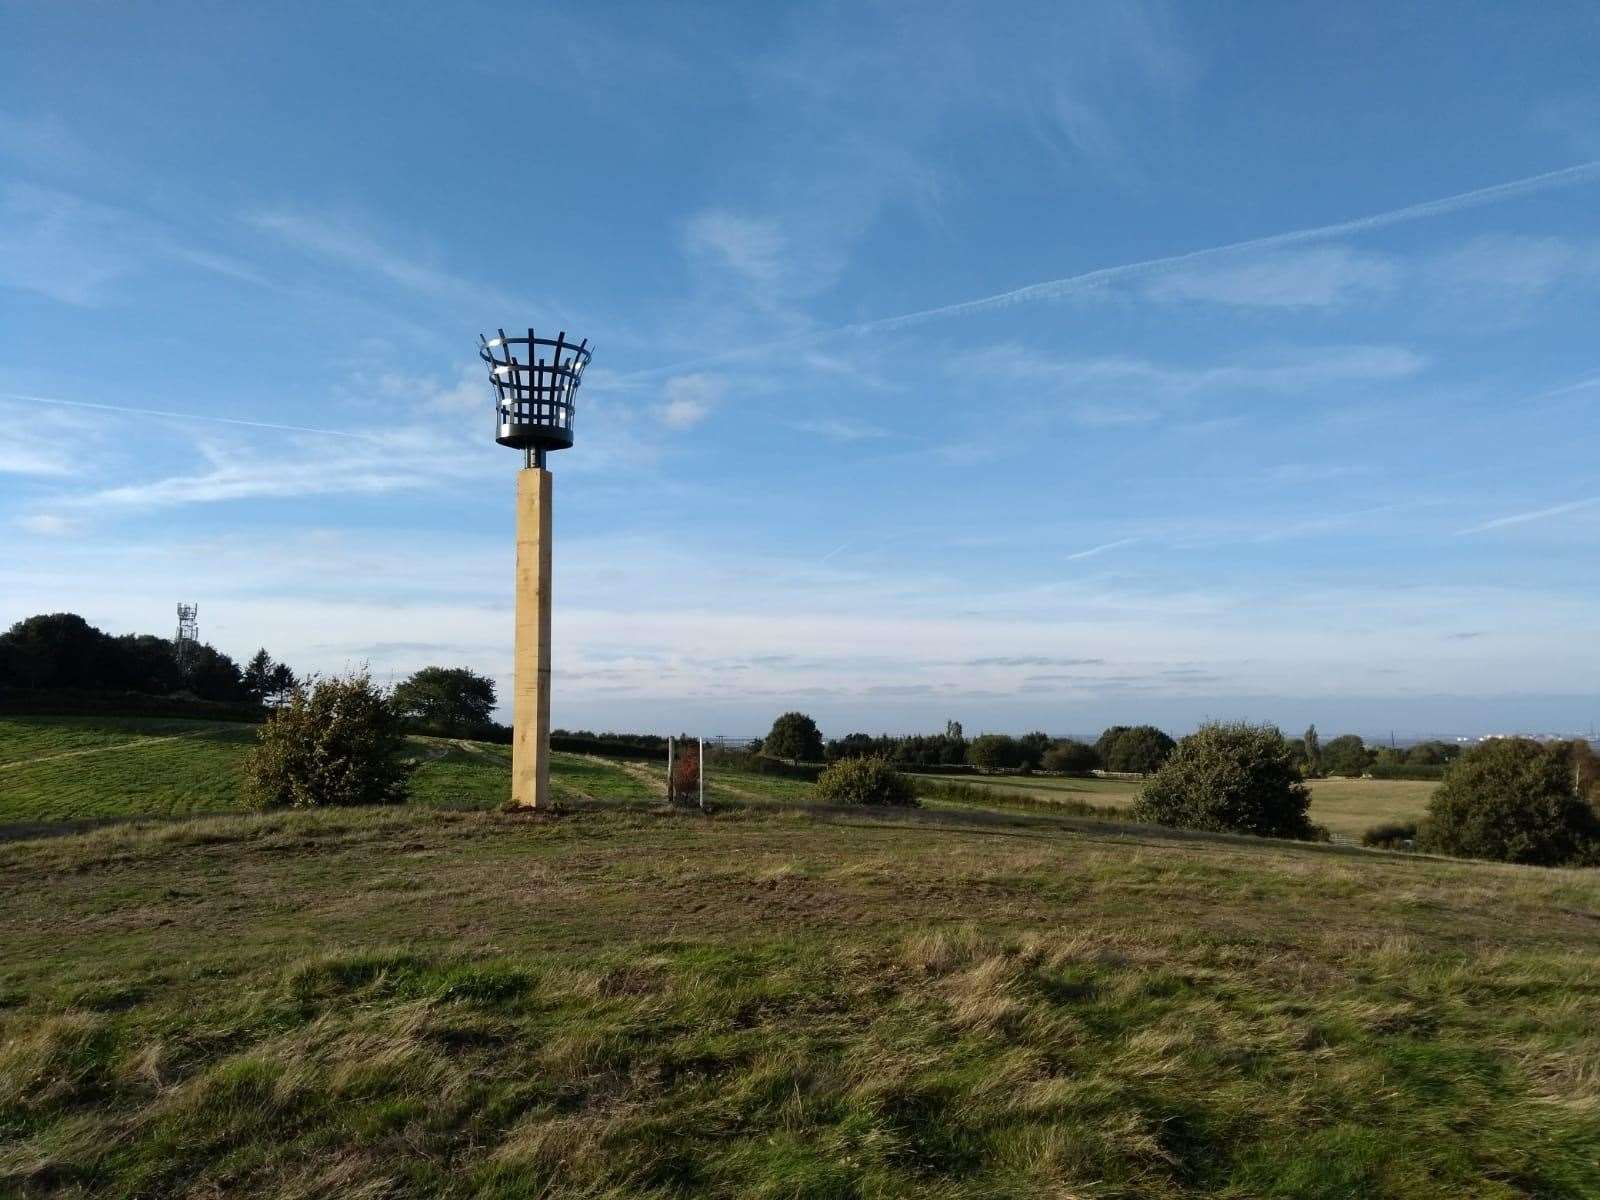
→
(174, 603, 199, 668)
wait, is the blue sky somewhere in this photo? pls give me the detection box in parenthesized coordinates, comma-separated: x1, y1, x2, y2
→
(3, 2, 1599, 739)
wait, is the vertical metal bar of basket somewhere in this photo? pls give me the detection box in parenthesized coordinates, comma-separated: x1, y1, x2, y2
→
(698, 736, 705, 811)
(667, 736, 675, 805)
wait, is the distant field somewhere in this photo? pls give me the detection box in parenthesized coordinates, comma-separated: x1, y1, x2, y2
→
(909, 771, 1437, 839)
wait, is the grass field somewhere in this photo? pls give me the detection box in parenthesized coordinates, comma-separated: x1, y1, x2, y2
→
(4, 714, 1588, 1197)
(909, 771, 1437, 840)
(3, 801, 1599, 1198)
(0, 718, 661, 823)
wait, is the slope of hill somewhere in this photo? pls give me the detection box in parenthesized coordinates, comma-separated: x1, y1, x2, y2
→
(2, 801, 1598, 1198)
(0, 717, 660, 822)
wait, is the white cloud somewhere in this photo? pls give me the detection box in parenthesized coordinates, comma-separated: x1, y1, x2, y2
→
(971, 343, 1425, 425)
(789, 417, 889, 441)
(246, 208, 524, 310)
(58, 430, 485, 515)
(683, 210, 788, 290)
(1429, 234, 1600, 301)
(0, 183, 265, 305)
(657, 373, 725, 429)
(15, 513, 81, 536)
(1146, 246, 1400, 308)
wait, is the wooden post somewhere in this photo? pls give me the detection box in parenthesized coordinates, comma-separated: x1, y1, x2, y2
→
(511, 468, 553, 809)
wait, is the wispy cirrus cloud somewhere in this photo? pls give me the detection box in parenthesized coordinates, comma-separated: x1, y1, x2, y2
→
(246, 208, 523, 310)
(0, 183, 265, 305)
(627, 158, 1600, 381)
(1146, 246, 1400, 308)
(789, 416, 890, 441)
(971, 343, 1424, 425)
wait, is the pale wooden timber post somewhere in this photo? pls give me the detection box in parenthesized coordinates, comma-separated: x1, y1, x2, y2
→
(511, 466, 553, 809)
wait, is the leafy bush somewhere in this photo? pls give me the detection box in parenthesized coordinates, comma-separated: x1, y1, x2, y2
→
(1361, 820, 1419, 849)
(968, 734, 1022, 770)
(1132, 721, 1320, 840)
(244, 672, 411, 810)
(1041, 738, 1099, 774)
(1098, 725, 1176, 774)
(669, 748, 700, 805)
(813, 756, 917, 807)
(763, 712, 825, 762)
(1416, 738, 1600, 866)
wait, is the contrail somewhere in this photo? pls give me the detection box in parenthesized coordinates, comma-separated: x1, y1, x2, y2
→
(621, 159, 1600, 381)
(2, 392, 378, 441)
(1456, 493, 1600, 535)
(1065, 536, 1139, 561)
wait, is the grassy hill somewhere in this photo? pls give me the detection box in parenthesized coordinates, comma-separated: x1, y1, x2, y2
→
(0, 717, 662, 823)
(2, 715, 1594, 1198)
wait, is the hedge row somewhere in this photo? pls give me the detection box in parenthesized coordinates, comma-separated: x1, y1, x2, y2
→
(0, 687, 268, 724)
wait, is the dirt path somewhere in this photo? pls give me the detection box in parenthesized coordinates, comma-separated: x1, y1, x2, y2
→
(0, 726, 239, 772)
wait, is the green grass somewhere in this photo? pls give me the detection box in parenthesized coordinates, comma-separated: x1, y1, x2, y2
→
(0, 719, 261, 821)
(2, 802, 1598, 1197)
(0, 718, 661, 822)
(910, 772, 1439, 840)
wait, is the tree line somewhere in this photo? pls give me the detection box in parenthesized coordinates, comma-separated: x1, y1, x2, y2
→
(0, 612, 297, 706)
(758, 712, 1180, 774)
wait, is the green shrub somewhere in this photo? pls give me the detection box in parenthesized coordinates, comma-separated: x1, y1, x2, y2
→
(813, 756, 917, 807)
(1361, 820, 1419, 849)
(1132, 721, 1320, 840)
(244, 672, 410, 810)
(1416, 738, 1600, 866)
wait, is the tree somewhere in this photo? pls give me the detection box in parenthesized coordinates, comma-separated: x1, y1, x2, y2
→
(1094, 726, 1131, 764)
(763, 712, 824, 762)
(827, 733, 878, 761)
(1132, 722, 1318, 840)
(968, 733, 1022, 770)
(392, 666, 498, 734)
(1042, 738, 1099, 774)
(1405, 740, 1458, 767)
(108, 634, 184, 694)
(267, 662, 298, 707)
(945, 720, 963, 741)
(813, 756, 917, 807)
(181, 643, 246, 702)
(1320, 734, 1370, 777)
(243, 649, 274, 703)
(1102, 725, 1176, 774)
(1303, 724, 1321, 775)
(1017, 731, 1052, 770)
(0, 613, 106, 689)
(1417, 738, 1599, 867)
(244, 672, 410, 810)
